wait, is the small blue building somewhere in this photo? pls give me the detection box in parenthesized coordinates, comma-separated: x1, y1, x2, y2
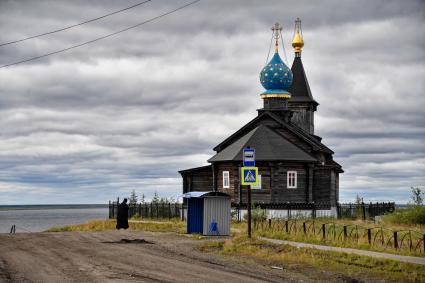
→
(182, 191, 231, 236)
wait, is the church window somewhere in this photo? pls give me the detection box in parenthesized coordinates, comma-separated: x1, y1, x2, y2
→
(223, 171, 230, 188)
(287, 171, 297, 188)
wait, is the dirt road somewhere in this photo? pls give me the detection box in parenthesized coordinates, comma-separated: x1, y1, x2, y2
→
(0, 231, 307, 282)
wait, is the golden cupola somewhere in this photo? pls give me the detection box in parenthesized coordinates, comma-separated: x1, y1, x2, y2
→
(292, 18, 304, 56)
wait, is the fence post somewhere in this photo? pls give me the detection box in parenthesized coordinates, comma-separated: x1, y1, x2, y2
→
(285, 220, 289, 233)
(367, 229, 371, 245)
(349, 203, 352, 218)
(168, 203, 171, 219)
(343, 225, 347, 241)
(337, 203, 341, 219)
(322, 223, 326, 239)
(361, 202, 366, 221)
(287, 203, 291, 220)
(381, 228, 384, 245)
(394, 231, 398, 249)
(108, 200, 111, 219)
(303, 222, 306, 235)
(423, 234, 425, 255)
(369, 202, 373, 218)
(268, 219, 272, 229)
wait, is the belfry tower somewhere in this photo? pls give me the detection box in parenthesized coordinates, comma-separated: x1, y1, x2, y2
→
(288, 18, 318, 134)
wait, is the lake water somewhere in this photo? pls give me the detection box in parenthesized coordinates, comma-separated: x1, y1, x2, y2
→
(0, 207, 108, 233)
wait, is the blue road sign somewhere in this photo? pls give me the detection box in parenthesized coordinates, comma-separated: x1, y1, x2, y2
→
(241, 166, 258, 186)
(243, 148, 255, 167)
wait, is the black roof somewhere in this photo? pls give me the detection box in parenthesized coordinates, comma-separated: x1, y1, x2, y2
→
(213, 111, 333, 154)
(208, 124, 317, 163)
(178, 165, 211, 174)
(288, 56, 318, 106)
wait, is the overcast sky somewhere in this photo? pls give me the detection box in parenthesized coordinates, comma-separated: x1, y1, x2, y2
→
(0, 0, 424, 204)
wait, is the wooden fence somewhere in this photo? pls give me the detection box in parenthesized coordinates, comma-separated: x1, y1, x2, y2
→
(254, 219, 425, 255)
(109, 199, 182, 219)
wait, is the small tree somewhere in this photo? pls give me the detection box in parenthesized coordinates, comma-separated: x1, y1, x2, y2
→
(152, 192, 160, 204)
(140, 193, 145, 204)
(410, 187, 424, 206)
(129, 189, 138, 206)
(355, 194, 363, 219)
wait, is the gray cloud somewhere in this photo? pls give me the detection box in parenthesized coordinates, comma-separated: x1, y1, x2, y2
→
(0, 0, 424, 204)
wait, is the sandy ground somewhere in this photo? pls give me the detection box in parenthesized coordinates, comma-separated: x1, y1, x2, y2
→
(0, 231, 312, 283)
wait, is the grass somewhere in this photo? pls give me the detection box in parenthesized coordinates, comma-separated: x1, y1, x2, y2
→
(245, 218, 425, 257)
(199, 235, 425, 282)
(47, 219, 186, 233)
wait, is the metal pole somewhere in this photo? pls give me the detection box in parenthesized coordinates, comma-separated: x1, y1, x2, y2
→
(247, 185, 252, 238)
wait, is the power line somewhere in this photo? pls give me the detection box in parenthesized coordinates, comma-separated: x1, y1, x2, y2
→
(0, 0, 201, 69)
(0, 0, 152, 47)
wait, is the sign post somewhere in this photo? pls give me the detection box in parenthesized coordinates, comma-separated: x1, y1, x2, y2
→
(247, 184, 251, 238)
(242, 147, 257, 238)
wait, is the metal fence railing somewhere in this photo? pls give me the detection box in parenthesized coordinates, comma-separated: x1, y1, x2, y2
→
(232, 202, 395, 220)
(109, 200, 183, 219)
(337, 202, 395, 220)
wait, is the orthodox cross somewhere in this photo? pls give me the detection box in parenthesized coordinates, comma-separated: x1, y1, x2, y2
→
(294, 18, 302, 35)
(271, 22, 283, 53)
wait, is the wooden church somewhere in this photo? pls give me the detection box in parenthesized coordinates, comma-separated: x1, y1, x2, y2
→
(179, 20, 343, 208)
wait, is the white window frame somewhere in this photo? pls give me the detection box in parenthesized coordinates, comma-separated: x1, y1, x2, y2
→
(251, 175, 262, 190)
(287, 171, 297, 189)
(223, 171, 230, 188)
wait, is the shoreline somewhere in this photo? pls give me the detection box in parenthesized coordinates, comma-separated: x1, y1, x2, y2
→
(0, 204, 108, 211)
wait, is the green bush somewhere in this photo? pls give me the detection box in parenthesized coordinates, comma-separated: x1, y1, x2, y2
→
(382, 206, 425, 225)
(244, 206, 267, 222)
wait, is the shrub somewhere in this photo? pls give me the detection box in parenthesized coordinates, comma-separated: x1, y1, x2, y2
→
(244, 206, 267, 222)
(382, 206, 425, 225)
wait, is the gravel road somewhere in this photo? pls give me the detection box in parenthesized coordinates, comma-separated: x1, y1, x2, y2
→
(0, 231, 308, 282)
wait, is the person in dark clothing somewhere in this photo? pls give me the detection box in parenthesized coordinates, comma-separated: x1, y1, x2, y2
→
(116, 198, 129, 230)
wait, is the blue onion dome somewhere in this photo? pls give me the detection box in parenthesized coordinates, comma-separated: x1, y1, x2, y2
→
(260, 52, 293, 98)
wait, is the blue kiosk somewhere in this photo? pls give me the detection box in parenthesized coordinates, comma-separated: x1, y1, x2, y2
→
(182, 191, 231, 236)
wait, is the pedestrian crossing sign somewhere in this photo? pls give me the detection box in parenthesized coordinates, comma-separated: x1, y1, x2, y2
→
(241, 167, 259, 186)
